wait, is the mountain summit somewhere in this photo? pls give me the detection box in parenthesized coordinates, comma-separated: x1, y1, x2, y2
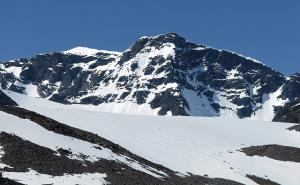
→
(0, 33, 299, 120)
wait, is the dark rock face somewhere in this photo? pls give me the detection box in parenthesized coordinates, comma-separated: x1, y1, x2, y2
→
(0, 132, 172, 185)
(273, 97, 300, 123)
(0, 33, 298, 119)
(0, 132, 91, 176)
(287, 124, 300, 132)
(279, 73, 300, 100)
(0, 90, 17, 106)
(241, 144, 300, 163)
(150, 89, 189, 116)
(132, 90, 150, 105)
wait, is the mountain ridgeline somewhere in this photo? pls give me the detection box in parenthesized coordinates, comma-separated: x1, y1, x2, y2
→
(0, 33, 299, 120)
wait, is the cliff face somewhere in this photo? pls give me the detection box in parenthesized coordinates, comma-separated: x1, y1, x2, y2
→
(273, 97, 300, 123)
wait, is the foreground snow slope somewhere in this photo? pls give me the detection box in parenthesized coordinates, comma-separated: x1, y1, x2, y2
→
(0, 107, 171, 184)
(5, 90, 300, 185)
(0, 111, 108, 185)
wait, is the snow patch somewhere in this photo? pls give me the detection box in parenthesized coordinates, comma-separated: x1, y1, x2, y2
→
(24, 84, 40, 97)
(182, 88, 217, 117)
(2, 170, 107, 185)
(63, 46, 120, 56)
(251, 86, 288, 121)
(4, 66, 22, 78)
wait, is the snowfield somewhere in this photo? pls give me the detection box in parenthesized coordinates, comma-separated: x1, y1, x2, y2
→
(63, 46, 121, 57)
(2, 90, 300, 185)
(0, 110, 167, 179)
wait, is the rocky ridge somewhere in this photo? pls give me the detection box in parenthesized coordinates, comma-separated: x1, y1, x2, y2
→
(0, 33, 299, 120)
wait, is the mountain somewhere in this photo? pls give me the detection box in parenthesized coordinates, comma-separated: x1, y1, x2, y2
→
(0, 33, 299, 121)
(1, 90, 299, 185)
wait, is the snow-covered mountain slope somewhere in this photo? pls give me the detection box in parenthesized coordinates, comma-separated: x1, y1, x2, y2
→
(0, 33, 299, 120)
(3, 90, 300, 185)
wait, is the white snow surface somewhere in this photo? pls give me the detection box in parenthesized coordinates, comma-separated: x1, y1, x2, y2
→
(182, 88, 218, 117)
(2, 170, 107, 185)
(63, 46, 121, 56)
(0, 92, 169, 184)
(251, 86, 288, 121)
(3, 66, 23, 78)
(0, 110, 166, 183)
(3, 90, 300, 185)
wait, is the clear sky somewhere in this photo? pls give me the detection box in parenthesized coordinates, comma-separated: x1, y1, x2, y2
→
(0, 0, 299, 75)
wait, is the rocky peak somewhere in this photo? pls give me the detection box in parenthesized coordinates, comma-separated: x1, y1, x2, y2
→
(147, 33, 186, 46)
(120, 33, 202, 63)
(0, 33, 298, 121)
(146, 32, 202, 49)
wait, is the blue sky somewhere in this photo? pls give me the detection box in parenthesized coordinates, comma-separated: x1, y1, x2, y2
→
(0, 0, 299, 75)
